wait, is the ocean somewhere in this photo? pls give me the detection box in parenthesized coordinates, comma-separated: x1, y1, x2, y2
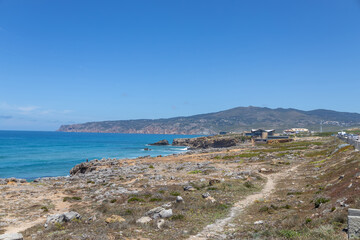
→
(0, 131, 200, 180)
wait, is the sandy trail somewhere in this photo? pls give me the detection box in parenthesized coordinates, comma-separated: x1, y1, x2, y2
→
(3, 192, 71, 234)
(188, 165, 299, 240)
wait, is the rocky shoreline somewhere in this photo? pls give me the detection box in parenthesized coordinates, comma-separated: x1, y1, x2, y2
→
(0, 136, 357, 240)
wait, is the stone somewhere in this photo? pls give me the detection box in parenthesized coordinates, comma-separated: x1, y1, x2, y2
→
(136, 216, 152, 224)
(146, 207, 165, 219)
(0, 233, 23, 240)
(157, 219, 165, 229)
(183, 185, 195, 191)
(254, 220, 264, 225)
(202, 192, 211, 199)
(44, 211, 81, 228)
(176, 196, 184, 203)
(149, 140, 169, 146)
(105, 215, 125, 223)
(159, 209, 173, 218)
(64, 211, 81, 221)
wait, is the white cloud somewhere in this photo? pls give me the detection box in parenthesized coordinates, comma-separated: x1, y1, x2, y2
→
(17, 106, 40, 113)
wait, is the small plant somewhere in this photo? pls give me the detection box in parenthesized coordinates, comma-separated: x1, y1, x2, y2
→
(87, 180, 95, 184)
(216, 203, 229, 210)
(259, 206, 270, 213)
(158, 190, 165, 194)
(124, 209, 133, 215)
(305, 218, 312, 224)
(171, 214, 185, 220)
(55, 222, 65, 230)
(149, 165, 154, 169)
(244, 181, 254, 188)
(128, 197, 145, 203)
(41, 206, 49, 212)
(110, 199, 117, 203)
(170, 191, 180, 196)
(72, 196, 82, 201)
(278, 229, 300, 239)
(315, 197, 330, 208)
(188, 170, 202, 174)
(149, 198, 162, 202)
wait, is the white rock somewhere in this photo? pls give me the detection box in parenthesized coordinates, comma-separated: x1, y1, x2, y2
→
(136, 216, 152, 224)
(254, 220, 264, 225)
(159, 209, 173, 218)
(0, 233, 23, 240)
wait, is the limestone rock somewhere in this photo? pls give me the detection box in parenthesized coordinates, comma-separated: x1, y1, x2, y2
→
(0, 233, 23, 240)
(136, 216, 152, 224)
(146, 207, 165, 219)
(159, 209, 173, 218)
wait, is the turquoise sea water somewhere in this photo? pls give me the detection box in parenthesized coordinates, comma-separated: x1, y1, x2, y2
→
(0, 131, 200, 180)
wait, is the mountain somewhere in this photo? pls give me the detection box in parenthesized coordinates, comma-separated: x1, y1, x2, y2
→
(57, 106, 360, 135)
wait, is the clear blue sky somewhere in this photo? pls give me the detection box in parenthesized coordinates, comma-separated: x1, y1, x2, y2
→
(1, 0, 360, 130)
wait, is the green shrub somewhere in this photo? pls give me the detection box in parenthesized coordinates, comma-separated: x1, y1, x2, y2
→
(170, 191, 180, 196)
(315, 197, 330, 208)
(188, 170, 202, 174)
(149, 165, 154, 169)
(128, 197, 145, 203)
(110, 199, 117, 203)
(278, 229, 300, 239)
(171, 214, 185, 220)
(149, 198, 162, 202)
(244, 181, 254, 188)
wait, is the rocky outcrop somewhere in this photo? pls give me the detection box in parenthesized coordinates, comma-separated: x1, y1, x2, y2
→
(70, 162, 96, 176)
(172, 135, 240, 149)
(149, 139, 169, 145)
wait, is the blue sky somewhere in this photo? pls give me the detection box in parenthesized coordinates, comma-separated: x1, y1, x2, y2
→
(0, 0, 360, 130)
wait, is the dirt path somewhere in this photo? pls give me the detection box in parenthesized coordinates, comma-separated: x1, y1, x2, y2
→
(3, 192, 71, 234)
(188, 165, 299, 240)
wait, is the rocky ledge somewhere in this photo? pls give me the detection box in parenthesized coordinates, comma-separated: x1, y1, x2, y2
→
(172, 134, 244, 149)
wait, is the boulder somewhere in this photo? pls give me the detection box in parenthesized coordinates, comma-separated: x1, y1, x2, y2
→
(159, 209, 173, 218)
(44, 211, 81, 228)
(136, 216, 152, 224)
(149, 140, 169, 146)
(0, 233, 23, 240)
(146, 207, 165, 219)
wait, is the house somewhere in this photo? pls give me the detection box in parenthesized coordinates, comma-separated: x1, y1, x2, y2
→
(245, 129, 275, 138)
(283, 128, 309, 135)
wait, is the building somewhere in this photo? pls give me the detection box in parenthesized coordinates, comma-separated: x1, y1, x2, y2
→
(245, 129, 275, 138)
(283, 128, 309, 135)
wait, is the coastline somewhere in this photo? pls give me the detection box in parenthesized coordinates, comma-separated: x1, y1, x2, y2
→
(0, 136, 353, 240)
